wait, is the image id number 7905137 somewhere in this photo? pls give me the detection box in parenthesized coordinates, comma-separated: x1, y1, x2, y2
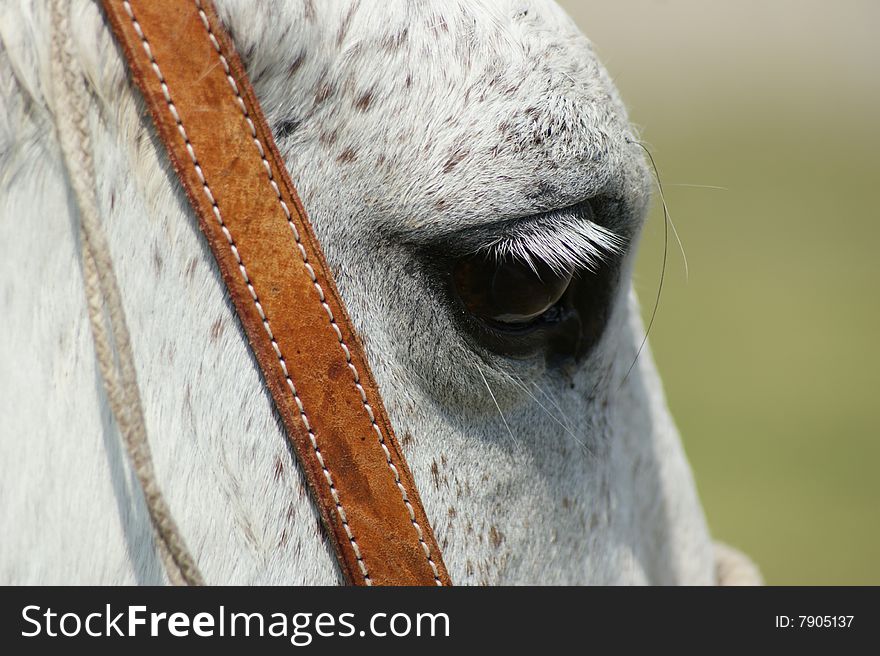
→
(775, 616, 854, 629)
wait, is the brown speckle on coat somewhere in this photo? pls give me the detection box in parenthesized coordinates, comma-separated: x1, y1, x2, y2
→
(442, 146, 469, 173)
(489, 526, 504, 549)
(430, 459, 441, 489)
(354, 90, 373, 111)
(210, 317, 224, 342)
(337, 147, 357, 163)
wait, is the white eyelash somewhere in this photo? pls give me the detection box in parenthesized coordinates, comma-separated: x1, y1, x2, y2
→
(480, 213, 625, 277)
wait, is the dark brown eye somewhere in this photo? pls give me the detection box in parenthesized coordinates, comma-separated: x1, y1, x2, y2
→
(452, 254, 573, 326)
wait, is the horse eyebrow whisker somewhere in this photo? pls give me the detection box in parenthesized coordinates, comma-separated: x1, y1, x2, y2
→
(666, 183, 729, 191)
(620, 139, 681, 389)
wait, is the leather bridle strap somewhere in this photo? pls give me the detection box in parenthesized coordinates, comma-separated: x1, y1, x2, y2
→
(100, 0, 450, 586)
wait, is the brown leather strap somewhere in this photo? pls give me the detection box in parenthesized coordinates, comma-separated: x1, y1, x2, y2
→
(100, 0, 450, 586)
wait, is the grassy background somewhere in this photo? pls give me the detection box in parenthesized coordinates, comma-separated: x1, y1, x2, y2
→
(558, 0, 879, 584)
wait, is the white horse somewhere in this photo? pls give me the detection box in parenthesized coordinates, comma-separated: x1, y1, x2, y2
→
(0, 0, 758, 584)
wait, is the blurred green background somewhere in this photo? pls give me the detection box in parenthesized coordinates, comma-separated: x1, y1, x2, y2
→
(559, 0, 879, 584)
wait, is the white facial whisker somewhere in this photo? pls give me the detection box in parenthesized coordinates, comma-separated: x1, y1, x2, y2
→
(503, 369, 592, 456)
(475, 363, 516, 446)
(531, 381, 573, 431)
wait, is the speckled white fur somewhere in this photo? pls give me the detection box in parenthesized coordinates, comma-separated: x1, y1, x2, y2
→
(0, 0, 715, 584)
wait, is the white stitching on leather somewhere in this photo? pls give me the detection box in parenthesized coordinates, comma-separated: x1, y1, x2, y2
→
(121, 0, 373, 585)
(192, 1, 443, 585)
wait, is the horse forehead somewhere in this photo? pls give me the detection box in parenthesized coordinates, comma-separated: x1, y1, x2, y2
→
(328, 0, 615, 125)
(301, 3, 628, 226)
(227, 0, 617, 134)
(218, 0, 638, 233)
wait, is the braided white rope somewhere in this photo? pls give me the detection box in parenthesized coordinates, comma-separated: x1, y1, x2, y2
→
(49, 0, 203, 586)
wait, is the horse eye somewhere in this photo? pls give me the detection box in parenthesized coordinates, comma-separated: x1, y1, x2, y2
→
(452, 254, 573, 326)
